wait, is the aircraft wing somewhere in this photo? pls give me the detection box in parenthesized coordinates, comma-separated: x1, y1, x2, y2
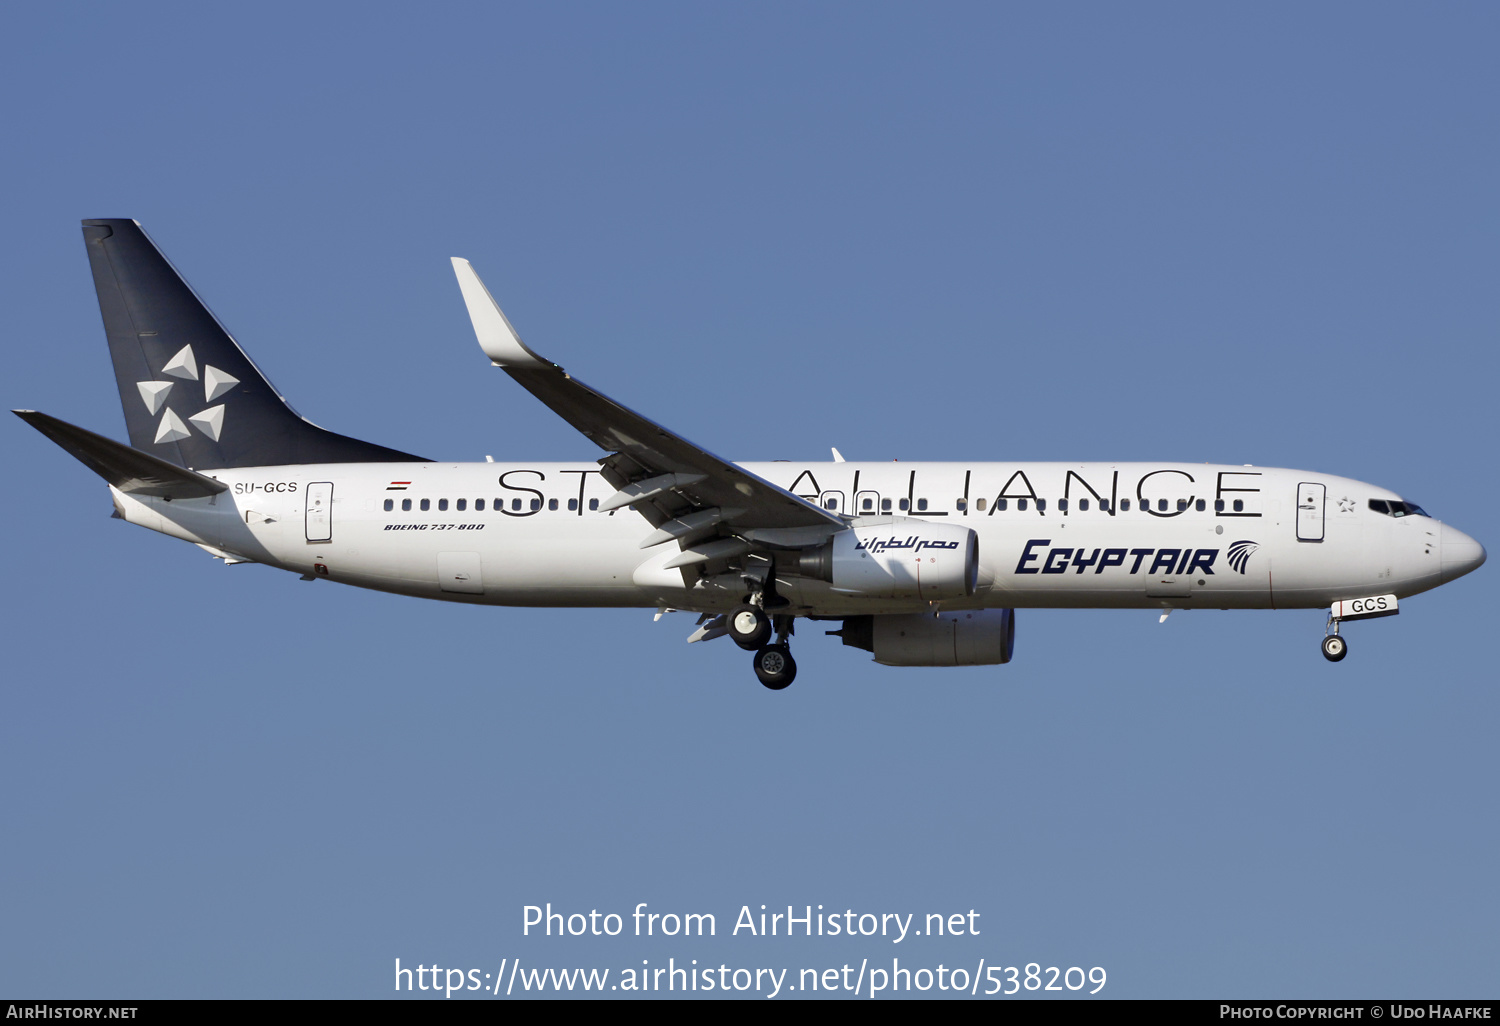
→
(452, 259, 843, 539)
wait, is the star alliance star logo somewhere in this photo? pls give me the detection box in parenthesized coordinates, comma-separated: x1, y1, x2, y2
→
(136, 344, 238, 444)
(1336, 495, 1356, 513)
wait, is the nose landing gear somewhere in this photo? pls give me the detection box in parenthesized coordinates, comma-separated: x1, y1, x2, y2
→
(1321, 611, 1348, 662)
(1319, 594, 1400, 662)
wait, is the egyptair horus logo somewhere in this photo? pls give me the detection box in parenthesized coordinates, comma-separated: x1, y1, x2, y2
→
(1227, 540, 1260, 574)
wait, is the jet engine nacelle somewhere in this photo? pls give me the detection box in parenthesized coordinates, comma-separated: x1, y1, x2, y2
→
(797, 518, 979, 601)
(832, 610, 1016, 667)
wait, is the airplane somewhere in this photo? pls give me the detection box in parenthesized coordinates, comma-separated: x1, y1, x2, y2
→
(15, 219, 1487, 689)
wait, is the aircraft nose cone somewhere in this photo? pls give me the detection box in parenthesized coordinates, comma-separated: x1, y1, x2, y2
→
(1440, 524, 1487, 583)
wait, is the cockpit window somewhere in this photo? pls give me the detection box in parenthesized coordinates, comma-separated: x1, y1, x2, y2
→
(1369, 499, 1429, 518)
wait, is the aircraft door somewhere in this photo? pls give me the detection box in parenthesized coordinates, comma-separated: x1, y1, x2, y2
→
(1296, 482, 1325, 542)
(305, 482, 333, 542)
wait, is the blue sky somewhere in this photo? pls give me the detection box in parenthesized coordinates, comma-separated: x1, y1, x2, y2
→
(2, 2, 1495, 999)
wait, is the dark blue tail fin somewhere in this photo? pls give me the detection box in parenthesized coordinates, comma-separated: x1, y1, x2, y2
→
(82, 219, 424, 469)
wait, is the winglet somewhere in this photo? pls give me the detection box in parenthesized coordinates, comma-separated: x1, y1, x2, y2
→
(450, 258, 547, 368)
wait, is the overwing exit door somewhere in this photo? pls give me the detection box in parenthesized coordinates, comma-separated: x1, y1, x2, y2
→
(306, 481, 333, 542)
(1296, 482, 1325, 542)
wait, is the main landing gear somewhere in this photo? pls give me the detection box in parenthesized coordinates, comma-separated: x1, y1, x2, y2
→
(729, 602, 798, 689)
(728, 604, 772, 650)
(753, 644, 796, 690)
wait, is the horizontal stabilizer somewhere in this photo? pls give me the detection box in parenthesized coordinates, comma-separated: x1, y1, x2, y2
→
(15, 410, 228, 499)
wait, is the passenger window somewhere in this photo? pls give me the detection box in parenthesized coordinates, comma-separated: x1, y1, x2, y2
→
(589, 499, 599, 511)
(1036, 499, 1046, 511)
(383, 499, 393, 512)
(1058, 498, 1069, 512)
(1195, 499, 1205, 512)
(476, 499, 486, 511)
(530, 498, 541, 511)
(917, 498, 928, 511)
(568, 498, 579, 511)
(420, 499, 431, 511)
(457, 499, 466, 511)
(548, 499, 558, 510)
(996, 498, 1007, 511)
(402, 498, 412, 512)
(1017, 499, 1028, 511)
(1157, 499, 1167, 512)
(1214, 499, 1224, 512)
(955, 498, 967, 511)
(824, 498, 837, 509)
(881, 499, 892, 512)
(439, 498, 449, 511)
(1079, 499, 1089, 511)
(1120, 499, 1130, 511)
(1233, 500, 1244, 512)
(862, 497, 875, 511)
(512, 498, 523, 511)
(976, 498, 987, 511)
(1176, 499, 1187, 512)
(899, 499, 910, 511)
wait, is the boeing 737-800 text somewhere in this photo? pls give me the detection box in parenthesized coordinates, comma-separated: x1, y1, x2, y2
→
(16, 220, 1487, 688)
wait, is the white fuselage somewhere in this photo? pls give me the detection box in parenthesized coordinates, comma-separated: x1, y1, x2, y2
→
(108, 459, 1457, 616)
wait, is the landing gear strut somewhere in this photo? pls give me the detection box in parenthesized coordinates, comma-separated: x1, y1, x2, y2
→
(1322, 616, 1347, 662)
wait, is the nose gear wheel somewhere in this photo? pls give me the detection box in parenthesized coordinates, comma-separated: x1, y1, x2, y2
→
(1321, 635, 1347, 662)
